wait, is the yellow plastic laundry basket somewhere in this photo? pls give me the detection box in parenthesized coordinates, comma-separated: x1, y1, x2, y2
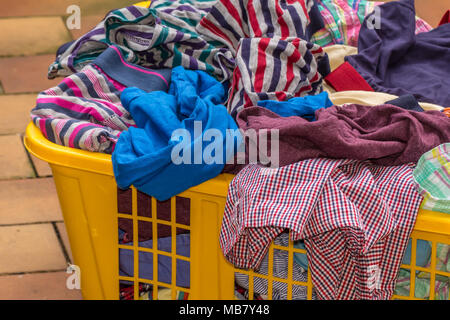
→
(24, 119, 450, 300)
(22, 0, 450, 300)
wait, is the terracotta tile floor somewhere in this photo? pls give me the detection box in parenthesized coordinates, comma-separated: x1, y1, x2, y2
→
(0, 0, 446, 300)
(0, 0, 136, 300)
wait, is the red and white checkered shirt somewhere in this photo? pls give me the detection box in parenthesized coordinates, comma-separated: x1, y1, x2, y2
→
(220, 158, 423, 300)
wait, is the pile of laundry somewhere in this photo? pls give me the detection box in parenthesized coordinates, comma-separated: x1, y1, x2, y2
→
(30, 0, 449, 300)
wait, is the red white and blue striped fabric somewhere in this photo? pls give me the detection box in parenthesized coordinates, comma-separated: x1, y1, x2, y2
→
(197, 0, 330, 117)
(227, 37, 328, 117)
(220, 158, 423, 300)
(197, 0, 315, 54)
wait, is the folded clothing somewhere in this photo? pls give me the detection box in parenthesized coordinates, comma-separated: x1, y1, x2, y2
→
(112, 66, 241, 201)
(345, 0, 450, 108)
(31, 46, 171, 154)
(196, 0, 330, 117)
(413, 143, 450, 214)
(236, 103, 450, 167)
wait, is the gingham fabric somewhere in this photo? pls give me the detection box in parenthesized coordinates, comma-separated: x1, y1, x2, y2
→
(413, 143, 450, 214)
(197, 0, 330, 117)
(220, 158, 423, 300)
(310, 0, 432, 47)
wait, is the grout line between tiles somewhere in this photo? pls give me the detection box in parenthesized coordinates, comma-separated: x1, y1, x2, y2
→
(51, 222, 72, 264)
(0, 221, 64, 227)
(0, 269, 67, 277)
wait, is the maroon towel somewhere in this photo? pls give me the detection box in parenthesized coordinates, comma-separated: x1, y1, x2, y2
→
(236, 104, 450, 167)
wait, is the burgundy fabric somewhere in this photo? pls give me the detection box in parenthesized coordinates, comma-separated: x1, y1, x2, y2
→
(236, 104, 450, 167)
(118, 188, 190, 242)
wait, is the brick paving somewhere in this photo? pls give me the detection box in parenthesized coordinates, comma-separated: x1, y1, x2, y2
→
(0, 0, 444, 300)
(0, 0, 136, 300)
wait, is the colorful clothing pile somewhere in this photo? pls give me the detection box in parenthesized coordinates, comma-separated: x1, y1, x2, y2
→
(29, 0, 450, 301)
(197, 0, 331, 117)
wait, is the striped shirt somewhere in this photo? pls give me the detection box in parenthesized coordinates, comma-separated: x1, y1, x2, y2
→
(32, 46, 171, 154)
(196, 0, 330, 117)
(48, 1, 235, 81)
(220, 158, 423, 299)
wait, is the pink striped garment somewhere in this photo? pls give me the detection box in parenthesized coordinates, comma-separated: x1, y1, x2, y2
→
(31, 46, 171, 154)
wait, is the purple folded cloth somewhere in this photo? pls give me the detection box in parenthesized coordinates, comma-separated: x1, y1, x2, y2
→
(236, 104, 450, 167)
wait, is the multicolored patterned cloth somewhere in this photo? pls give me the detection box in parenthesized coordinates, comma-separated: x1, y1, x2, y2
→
(394, 243, 450, 300)
(413, 143, 450, 214)
(310, 0, 432, 48)
(220, 158, 423, 300)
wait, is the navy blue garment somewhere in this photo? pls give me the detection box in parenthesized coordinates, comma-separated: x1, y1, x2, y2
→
(385, 94, 424, 112)
(257, 92, 333, 120)
(112, 66, 242, 201)
(345, 0, 450, 108)
(119, 229, 190, 287)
